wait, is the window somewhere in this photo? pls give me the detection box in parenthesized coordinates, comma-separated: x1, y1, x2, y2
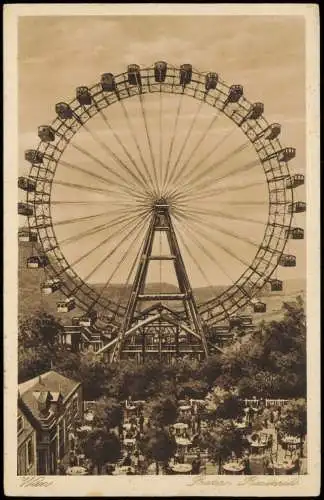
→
(72, 397, 78, 415)
(26, 438, 33, 468)
(17, 415, 24, 434)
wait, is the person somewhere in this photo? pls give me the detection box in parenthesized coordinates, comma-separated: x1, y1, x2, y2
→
(106, 464, 114, 475)
(263, 455, 274, 475)
(270, 410, 274, 424)
(137, 452, 145, 474)
(126, 466, 135, 475)
(69, 452, 77, 467)
(192, 454, 201, 474)
(123, 453, 132, 467)
(242, 452, 251, 475)
(57, 459, 66, 475)
(139, 413, 144, 433)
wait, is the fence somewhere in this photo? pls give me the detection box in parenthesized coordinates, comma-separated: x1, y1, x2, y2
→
(242, 398, 289, 408)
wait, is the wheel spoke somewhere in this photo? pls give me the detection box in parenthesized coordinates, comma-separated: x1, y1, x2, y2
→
(166, 107, 221, 195)
(162, 91, 184, 193)
(165, 100, 205, 193)
(93, 97, 153, 196)
(138, 93, 159, 195)
(119, 99, 157, 195)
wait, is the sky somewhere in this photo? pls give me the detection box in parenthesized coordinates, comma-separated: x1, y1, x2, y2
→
(18, 15, 306, 290)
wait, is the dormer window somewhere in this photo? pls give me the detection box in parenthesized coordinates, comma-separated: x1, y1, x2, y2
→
(17, 415, 24, 434)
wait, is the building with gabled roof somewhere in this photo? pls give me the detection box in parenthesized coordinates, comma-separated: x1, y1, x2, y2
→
(18, 370, 83, 475)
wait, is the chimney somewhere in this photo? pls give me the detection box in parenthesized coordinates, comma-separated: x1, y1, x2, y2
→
(38, 375, 42, 384)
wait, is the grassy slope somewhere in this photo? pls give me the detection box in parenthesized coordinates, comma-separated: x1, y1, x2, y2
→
(19, 242, 305, 323)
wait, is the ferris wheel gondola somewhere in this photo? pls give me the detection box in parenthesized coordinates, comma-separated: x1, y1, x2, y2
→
(18, 61, 305, 335)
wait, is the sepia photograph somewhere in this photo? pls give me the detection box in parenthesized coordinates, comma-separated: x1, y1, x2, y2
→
(4, 3, 320, 497)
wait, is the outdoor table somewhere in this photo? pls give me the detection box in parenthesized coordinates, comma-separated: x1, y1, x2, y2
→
(234, 422, 248, 429)
(272, 460, 295, 475)
(176, 437, 192, 446)
(179, 405, 191, 412)
(170, 463, 192, 474)
(250, 442, 267, 455)
(222, 462, 245, 475)
(124, 438, 136, 447)
(174, 423, 189, 429)
(66, 466, 88, 476)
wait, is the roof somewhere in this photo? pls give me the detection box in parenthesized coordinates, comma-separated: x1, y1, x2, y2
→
(19, 370, 81, 425)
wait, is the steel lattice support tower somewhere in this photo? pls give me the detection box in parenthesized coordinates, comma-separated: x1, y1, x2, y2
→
(111, 199, 209, 362)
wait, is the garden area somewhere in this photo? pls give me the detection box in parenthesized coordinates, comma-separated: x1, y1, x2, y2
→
(18, 296, 307, 475)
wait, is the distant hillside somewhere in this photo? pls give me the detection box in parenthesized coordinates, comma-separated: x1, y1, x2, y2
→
(19, 241, 305, 323)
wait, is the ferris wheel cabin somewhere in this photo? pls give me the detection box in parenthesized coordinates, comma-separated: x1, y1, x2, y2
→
(72, 310, 98, 327)
(278, 254, 296, 267)
(101, 73, 116, 92)
(27, 255, 49, 269)
(154, 61, 167, 82)
(253, 301, 267, 313)
(38, 125, 56, 142)
(264, 123, 281, 140)
(18, 227, 38, 243)
(205, 73, 218, 91)
(57, 297, 76, 313)
(55, 102, 73, 120)
(18, 176, 36, 192)
(278, 147, 296, 163)
(179, 64, 192, 85)
(226, 85, 243, 103)
(270, 279, 283, 292)
(253, 123, 281, 143)
(285, 227, 304, 240)
(286, 174, 305, 189)
(288, 201, 306, 213)
(41, 278, 63, 295)
(76, 86, 92, 105)
(18, 202, 34, 216)
(25, 149, 43, 164)
(246, 102, 264, 120)
(128, 64, 141, 86)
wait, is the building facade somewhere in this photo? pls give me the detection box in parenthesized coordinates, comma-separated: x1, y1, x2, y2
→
(18, 370, 83, 475)
(17, 407, 37, 475)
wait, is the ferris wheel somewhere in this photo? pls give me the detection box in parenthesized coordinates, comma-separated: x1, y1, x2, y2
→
(18, 61, 306, 330)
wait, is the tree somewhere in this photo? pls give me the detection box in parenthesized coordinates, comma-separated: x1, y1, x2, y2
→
(138, 428, 177, 474)
(148, 395, 178, 429)
(83, 429, 121, 474)
(18, 344, 51, 383)
(206, 420, 243, 472)
(177, 379, 209, 400)
(93, 397, 123, 430)
(77, 351, 110, 400)
(278, 399, 307, 456)
(19, 311, 63, 350)
(215, 394, 244, 420)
